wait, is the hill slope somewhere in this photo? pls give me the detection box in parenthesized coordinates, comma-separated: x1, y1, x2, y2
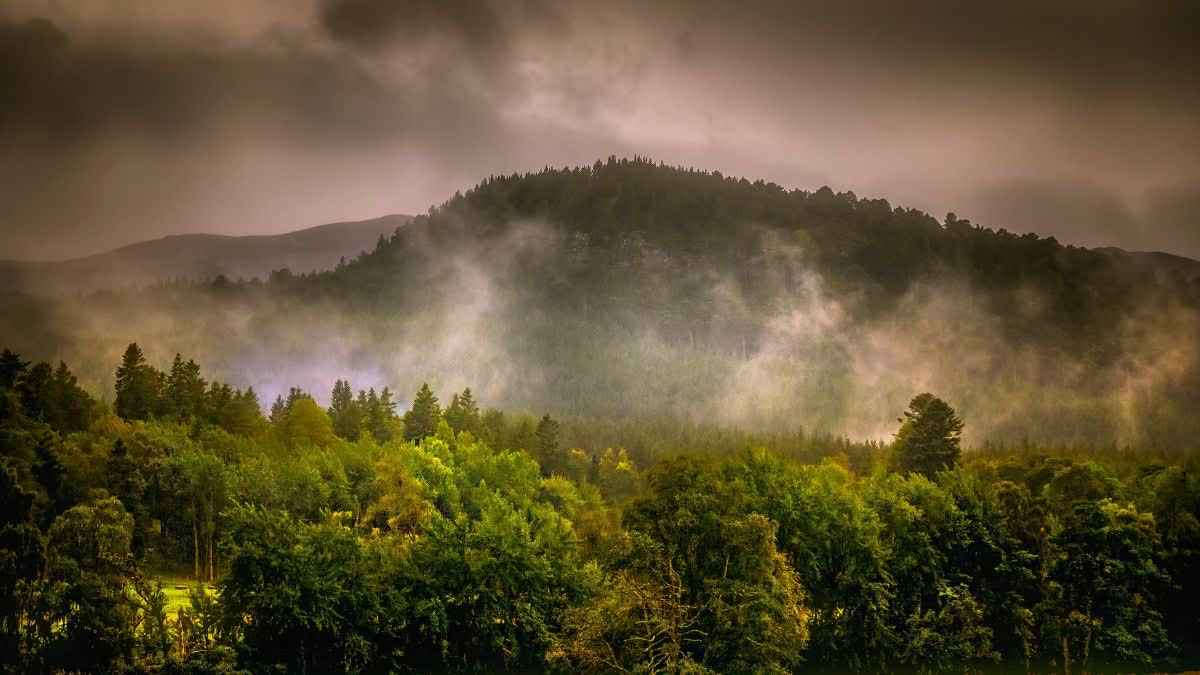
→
(3, 158, 1198, 449)
(0, 214, 410, 295)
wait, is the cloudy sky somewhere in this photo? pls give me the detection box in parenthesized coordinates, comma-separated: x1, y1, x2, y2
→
(2, 0, 1198, 260)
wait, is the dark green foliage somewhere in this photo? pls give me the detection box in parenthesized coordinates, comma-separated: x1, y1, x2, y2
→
(219, 506, 400, 673)
(0, 349, 29, 391)
(0, 347, 1198, 672)
(115, 343, 160, 421)
(618, 455, 809, 671)
(402, 382, 440, 443)
(328, 378, 362, 440)
(891, 392, 964, 477)
(397, 494, 589, 670)
(166, 354, 207, 421)
(0, 464, 42, 672)
(3, 355, 94, 433)
(443, 387, 481, 436)
(37, 497, 137, 673)
(536, 413, 562, 476)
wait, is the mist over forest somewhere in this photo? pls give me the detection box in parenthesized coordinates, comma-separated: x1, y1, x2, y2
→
(4, 158, 1198, 450)
(4, 1, 1200, 671)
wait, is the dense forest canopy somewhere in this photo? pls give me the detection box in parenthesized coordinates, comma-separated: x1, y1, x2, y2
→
(2, 344, 1199, 673)
(1, 157, 1198, 452)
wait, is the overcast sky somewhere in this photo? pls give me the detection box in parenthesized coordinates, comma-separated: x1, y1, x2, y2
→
(2, 0, 1198, 260)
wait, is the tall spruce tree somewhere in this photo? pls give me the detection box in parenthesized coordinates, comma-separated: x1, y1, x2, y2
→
(444, 388, 482, 436)
(403, 383, 441, 443)
(890, 393, 964, 477)
(114, 343, 158, 421)
(0, 349, 28, 391)
(536, 414, 563, 476)
(328, 379, 361, 440)
(166, 355, 205, 421)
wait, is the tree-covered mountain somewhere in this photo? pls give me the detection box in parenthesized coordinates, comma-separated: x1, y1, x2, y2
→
(0, 214, 410, 295)
(3, 158, 1198, 450)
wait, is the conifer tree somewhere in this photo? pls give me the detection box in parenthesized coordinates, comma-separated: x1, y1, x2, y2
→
(890, 393, 964, 477)
(0, 349, 28, 390)
(444, 388, 482, 436)
(403, 383, 441, 443)
(114, 343, 158, 421)
(166, 355, 205, 420)
(536, 414, 563, 475)
(269, 394, 286, 424)
(328, 379, 361, 440)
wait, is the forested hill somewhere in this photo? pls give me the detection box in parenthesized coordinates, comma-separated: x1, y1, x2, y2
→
(3, 157, 1198, 450)
(276, 157, 1200, 448)
(0, 214, 410, 295)
(318, 157, 1198, 338)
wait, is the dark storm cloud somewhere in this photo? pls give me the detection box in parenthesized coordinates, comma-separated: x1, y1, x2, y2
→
(319, 0, 509, 55)
(1, 0, 1198, 260)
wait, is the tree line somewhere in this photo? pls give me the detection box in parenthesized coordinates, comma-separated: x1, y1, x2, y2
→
(1, 345, 1198, 672)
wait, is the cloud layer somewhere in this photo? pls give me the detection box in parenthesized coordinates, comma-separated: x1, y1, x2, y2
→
(1, 0, 1198, 259)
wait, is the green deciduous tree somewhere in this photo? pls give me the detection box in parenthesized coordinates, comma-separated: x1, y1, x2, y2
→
(37, 497, 137, 673)
(278, 396, 335, 449)
(0, 464, 42, 671)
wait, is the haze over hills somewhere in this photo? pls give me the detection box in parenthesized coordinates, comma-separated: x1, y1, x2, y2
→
(2, 158, 1199, 449)
(0, 214, 411, 295)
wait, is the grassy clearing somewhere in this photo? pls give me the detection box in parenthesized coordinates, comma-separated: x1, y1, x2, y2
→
(148, 577, 216, 615)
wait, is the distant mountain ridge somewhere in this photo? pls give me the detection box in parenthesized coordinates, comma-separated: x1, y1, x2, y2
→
(0, 214, 411, 295)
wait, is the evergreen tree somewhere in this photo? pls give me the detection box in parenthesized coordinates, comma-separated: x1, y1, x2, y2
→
(443, 393, 462, 430)
(378, 386, 397, 418)
(536, 414, 563, 476)
(166, 355, 205, 421)
(33, 435, 68, 527)
(16, 361, 52, 421)
(890, 393, 964, 477)
(328, 379, 361, 440)
(403, 383, 441, 443)
(46, 361, 93, 432)
(370, 387, 398, 442)
(114, 343, 158, 421)
(444, 388, 482, 436)
(0, 349, 28, 391)
(268, 395, 286, 424)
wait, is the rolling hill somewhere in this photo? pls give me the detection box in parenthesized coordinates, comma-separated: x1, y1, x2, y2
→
(2, 158, 1198, 449)
(0, 214, 410, 295)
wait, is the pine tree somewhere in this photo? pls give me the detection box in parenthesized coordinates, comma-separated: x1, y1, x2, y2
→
(444, 393, 462, 431)
(269, 395, 286, 424)
(0, 348, 28, 390)
(166, 355, 205, 421)
(536, 414, 563, 476)
(378, 387, 397, 418)
(403, 383, 441, 443)
(890, 393, 964, 477)
(328, 379, 361, 440)
(46, 361, 93, 432)
(370, 387, 398, 442)
(444, 388, 482, 436)
(114, 343, 158, 421)
(16, 361, 51, 421)
(33, 434, 67, 526)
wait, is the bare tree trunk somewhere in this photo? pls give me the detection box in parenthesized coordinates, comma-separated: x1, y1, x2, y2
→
(207, 525, 215, 583)
(193, 519, 200, 582)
